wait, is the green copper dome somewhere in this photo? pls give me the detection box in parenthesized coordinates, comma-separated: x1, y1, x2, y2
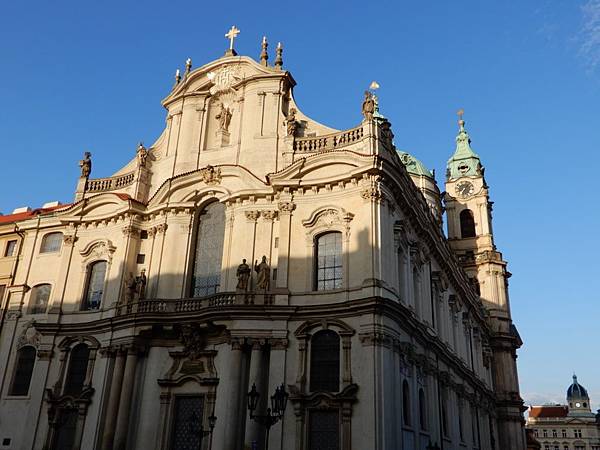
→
(446, 119, 484, 180)
(397, 151, 434, 178)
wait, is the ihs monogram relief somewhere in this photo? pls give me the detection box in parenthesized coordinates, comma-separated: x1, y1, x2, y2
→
(207, 65, 242, 96)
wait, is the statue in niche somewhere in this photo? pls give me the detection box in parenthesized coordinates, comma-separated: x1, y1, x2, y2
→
(79, 152, 92, 178)
(361, 91, 375, 121)
(286, 108, 298, 137)
(124, 272, 136, 303)
(135, 269, 147, 299)
(216, 103, 232, 132)
(137, 142, 148, 167)
(236, 259, 251, 291)
(254, 255, 270, 291)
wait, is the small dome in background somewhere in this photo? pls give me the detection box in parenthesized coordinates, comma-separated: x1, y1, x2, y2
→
(567, 374, 589, 400)
(397, 151, 434, 179)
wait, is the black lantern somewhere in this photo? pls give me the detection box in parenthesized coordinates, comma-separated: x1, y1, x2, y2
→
(247, 382, 288, 450)
(248, 383, 260, 414)
(270, 384, 289, 417)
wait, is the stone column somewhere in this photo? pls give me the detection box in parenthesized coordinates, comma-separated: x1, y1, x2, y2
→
(100, 348, 126, 450)
(245, 341, 265, 448)
(275, 201, 295, 293)
(267, 338, 288, 450)
(224, 339, 244, 450)
(113, 345, 139, 450)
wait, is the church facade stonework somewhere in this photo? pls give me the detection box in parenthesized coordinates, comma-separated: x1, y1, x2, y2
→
(0, 32, 526, 450)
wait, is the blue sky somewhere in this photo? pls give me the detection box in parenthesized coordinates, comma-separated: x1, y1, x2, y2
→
(1, 1, 599, 409)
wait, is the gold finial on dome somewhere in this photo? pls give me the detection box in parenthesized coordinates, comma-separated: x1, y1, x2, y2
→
(457, 108, 465, 130)
(274, 42, 283, 70)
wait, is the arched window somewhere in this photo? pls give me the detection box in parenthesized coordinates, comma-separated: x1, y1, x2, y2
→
(315, 232, 343, 291)
(310, 330, 340, 392)
(30, 284, 51, 314)
(9, 346, 36, 396)
(64, 344, 90, 395)
(40, 232, 63, 253)
(190, 202, 226, 297)
(83, 261, 107, 310)
(460, 209, 476, 238)
(402, 380, 411, 426)
(419, 388, 427, 430)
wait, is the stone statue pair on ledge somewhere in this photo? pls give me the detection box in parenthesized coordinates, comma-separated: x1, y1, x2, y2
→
(124, 269, 147, 303)
(236, 256, 270, 291)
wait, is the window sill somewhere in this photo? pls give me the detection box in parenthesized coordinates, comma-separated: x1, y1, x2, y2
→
(3, 394, 32, 400)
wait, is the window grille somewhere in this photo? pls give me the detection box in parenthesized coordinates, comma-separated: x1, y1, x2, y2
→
(315, 232, 342, 291)
(64, 344, 90, 395)
(40, 232, 63, 253)
(9, 346, 36, 396)
(83, 261, 107, 310)
(169, 396, 205, 450)
(308, 410, 339, 450)
(191, 202, 225, 297)
(310, 330, 340, 392)
(30, 284, 51, 314)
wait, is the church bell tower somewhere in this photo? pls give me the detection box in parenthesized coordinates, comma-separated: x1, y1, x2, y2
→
(444, 113, 527, 450)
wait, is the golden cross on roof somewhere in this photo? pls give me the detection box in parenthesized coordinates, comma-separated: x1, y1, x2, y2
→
(225, 26, 240, 51)
(457, 108, 464, 120)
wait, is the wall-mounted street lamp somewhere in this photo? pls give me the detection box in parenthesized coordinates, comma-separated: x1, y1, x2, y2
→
(247, 383, 289, 450)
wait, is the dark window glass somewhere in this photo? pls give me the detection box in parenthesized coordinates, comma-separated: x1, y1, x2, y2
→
(315, 232, 342, 291)
(460, 209, 476, 238)
(441, 391, 448, 436)
(403, 380, 411, 426)
(30, 284, 51, 314)
(0, 285, 6, 303)
(191, 202, 226, 297)
(53, 408, 78, 450)
(169, 396, 204, 450)
(308, 409, 340, 450)
(84, 261, 107, 310)
(4, 240, 17, 257)
(419, 388, 427, 430)
(64, 344, 90, 395)
(310, 330, 340, 392)
(40, 232, 63, 253)
(9, 346, 36, 396)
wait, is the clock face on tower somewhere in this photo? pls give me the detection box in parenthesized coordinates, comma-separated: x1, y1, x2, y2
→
(576, 402, 582, 408)
(455, 181, 474, 198)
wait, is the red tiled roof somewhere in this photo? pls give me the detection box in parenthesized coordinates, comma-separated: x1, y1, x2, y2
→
(529, 405, 568, 418)
(0, 203, 72, 225)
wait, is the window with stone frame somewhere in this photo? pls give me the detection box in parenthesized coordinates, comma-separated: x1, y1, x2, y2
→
(441, 388, 449, 437)
(190, 201, 226, 297)
(169, 396, 205, 450)
(310, 330, 340, 392)
(458, 398, 465, 442)
(53, 408, 78, 450)
(308, 409, 340, 450)
(418, 387, 427, 431)
(9, 346, 36, 396)
(460, 209, 476, 238)
(315, 232, 343, 291)
(83, 260, 107, 310)
(403, 380, 412, 427)
(40, 232, 63, 253)
(63, 343, 90, 395)
(4, 240, 17, 257)
(30, 284, 51, 314)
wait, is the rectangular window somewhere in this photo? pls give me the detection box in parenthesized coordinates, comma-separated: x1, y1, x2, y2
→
(316, 232, 343, 291)
(534, 429, 538, 437)
(552, 429, 557, 437)
(4, 240, 17, 257)
(562, 429, 567, 438)
(169, 396, 205, 450)
(308, 409, 340, 450)
(543, 429, 548, 437)
(136, 254, 145, 264)
(574, 429, 582, 438)
(0, 285, 5, 303)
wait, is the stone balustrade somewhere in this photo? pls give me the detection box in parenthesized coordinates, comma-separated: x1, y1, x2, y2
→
(86, 171, 135, 192)
(293, 124, 365, 153)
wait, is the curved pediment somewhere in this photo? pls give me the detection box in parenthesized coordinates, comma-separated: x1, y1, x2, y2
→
(148, 164, 271, 206)
(57, 193, 140, 222)
(268, 151, 375, 187)
(162, 56, 294, 107)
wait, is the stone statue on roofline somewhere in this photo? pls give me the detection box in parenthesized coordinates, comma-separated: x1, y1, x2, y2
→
(135, 269, 147, 300)
(79, 152, 92, 178)
(255, 255, 270, 291)
(361, 91, 375, 121)
(236, 259, 251, 291)
(137, 142, 148, 168)
(124, 272, 136, 303)
(286, 108, 298, 137)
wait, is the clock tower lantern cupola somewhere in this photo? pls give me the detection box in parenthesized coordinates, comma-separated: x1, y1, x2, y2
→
(444, 113, 527, 450)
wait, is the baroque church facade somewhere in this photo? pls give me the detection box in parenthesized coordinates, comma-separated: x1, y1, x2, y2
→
(0, 31, 526, 450)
